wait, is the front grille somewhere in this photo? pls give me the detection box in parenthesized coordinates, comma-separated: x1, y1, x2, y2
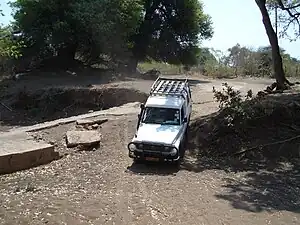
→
(139, 143, 166, 152)
(143, 151, 162, 157)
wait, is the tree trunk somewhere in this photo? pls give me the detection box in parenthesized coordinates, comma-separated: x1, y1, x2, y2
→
(255, 0, 288, 89)
(57, 44, 77, 62)
(131, 1, 158, 62)
(127, 57, 138, 73)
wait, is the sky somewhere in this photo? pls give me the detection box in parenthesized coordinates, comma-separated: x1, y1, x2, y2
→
(201, 0, 300, 59)
(1, 0, 300, 59)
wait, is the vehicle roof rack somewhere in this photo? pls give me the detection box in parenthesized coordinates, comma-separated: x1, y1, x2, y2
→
(149, 77, 190, 99)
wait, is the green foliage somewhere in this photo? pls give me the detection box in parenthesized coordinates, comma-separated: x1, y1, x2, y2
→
(0, 26, 25, 77)
(138, 47, 218, 75)
(0, 25, 27, 77)
(8, 0, 213, 70)
(198, 48, 217, 64)
(131, 0, 213, 66)
(203, 43, 300, 78)
(213, 83, 254, 126)
(10, 0, 143, 63)
(203, 61, 236, 78)
(0, 26, 25, 59)
(138, 62, 182, 74)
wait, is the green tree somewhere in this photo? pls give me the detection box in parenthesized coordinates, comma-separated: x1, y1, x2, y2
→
(255, 0, 299, 89)
(255, 0, 288, 89)
(129, 0, 213, 71)
(198, 47, 217, 65)
(10, 0, 213, 71)
(0, 25, 24, 58)
(204, 43, 300, 78)
(10, 0, 143, 65)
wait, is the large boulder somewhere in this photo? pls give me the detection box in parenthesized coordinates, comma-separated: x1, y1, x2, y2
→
(66, 130, 101, 148)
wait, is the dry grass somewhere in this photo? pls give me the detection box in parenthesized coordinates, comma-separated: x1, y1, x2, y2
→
(138, 62, 183, 75)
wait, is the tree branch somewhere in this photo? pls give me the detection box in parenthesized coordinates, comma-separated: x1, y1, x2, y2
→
(277, 2, 300, 10)
(275, 0, 300, 37)
(234, 134, 300, 156)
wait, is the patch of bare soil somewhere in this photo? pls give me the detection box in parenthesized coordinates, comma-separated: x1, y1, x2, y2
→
(0, 87, 148, 127)
(0, 115, 299, 225)
(188, 91, 300, 160)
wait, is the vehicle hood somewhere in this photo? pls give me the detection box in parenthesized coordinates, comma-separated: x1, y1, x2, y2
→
(135, 123, 181, 145)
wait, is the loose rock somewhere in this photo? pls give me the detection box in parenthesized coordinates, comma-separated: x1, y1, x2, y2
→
(66, 130, 101, 148)
(92, 124, 99, 129)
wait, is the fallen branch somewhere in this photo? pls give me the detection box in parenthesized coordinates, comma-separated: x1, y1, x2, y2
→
(193, 100, 215, 105)
(234, 134, 300, 156)
(280, 123, 300, 132)
(0, 102, 13, 111)
(62, 103, 75, 112)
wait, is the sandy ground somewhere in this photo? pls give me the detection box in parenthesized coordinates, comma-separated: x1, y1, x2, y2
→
(0, 75, 299, 225)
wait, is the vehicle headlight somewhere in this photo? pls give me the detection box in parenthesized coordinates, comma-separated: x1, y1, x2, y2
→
(128, 143, 137, 151)
(170, 147, 177, 156)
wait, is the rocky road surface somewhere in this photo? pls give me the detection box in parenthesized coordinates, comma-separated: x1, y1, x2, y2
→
(0, 75, 299, 225)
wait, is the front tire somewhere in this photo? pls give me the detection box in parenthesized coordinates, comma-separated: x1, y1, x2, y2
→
(178, 142, 185, 159)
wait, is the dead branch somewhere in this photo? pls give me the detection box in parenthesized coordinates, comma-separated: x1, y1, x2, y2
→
(0, 102, 13, 111)
(234, 134, 300, 156)
(276, 0, 300, 34)
(280, 123, 300, 132)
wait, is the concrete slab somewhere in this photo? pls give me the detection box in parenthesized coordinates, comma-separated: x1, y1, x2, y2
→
(0, 131, 57, 174)
(76, 118, 108, 126)
(5, 102, 141, 133)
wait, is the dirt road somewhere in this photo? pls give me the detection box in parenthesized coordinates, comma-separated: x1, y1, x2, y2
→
(0, 75, 299, 225)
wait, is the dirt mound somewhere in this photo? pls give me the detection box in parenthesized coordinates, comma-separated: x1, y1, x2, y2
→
(188, 92, 300, 160)
(0, 87, 148, 126)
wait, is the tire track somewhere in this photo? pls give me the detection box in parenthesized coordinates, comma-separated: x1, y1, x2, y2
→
(114, 116, 134, 224)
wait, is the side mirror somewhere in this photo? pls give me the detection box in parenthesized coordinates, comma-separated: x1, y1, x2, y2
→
(183, 117, 188, 123)
(140, 103, 145, 110)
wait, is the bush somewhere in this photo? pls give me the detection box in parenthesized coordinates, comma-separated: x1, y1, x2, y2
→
(212, 83, 253, 126)
(189, 83, 300, 160)
(0, 26, 25, 77)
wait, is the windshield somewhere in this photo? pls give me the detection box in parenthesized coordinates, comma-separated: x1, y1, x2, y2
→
(142, 107, 180, 125)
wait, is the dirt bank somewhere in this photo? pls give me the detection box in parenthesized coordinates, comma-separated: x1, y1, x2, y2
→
(0, 87, 148, 128)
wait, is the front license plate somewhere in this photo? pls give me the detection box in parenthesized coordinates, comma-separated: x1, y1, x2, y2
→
(145, 157, 159, 162)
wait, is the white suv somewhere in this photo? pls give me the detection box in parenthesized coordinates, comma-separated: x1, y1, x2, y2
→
(127, 77, 192, 163)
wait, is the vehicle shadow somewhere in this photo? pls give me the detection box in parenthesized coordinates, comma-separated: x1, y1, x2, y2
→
(126, 161, 180, 176)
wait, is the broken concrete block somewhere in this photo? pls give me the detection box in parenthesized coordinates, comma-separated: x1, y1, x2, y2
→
(91, 124, 99, 129)
(76, 118, 108, 126)
(66, 130, 101, 148)
(0, 132, 57, 174)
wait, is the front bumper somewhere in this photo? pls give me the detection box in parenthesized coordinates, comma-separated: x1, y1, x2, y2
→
(127, 142, 180, 162)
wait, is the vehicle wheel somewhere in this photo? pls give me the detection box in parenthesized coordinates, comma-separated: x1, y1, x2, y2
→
(173, 159, 181, 168)
(179, 143, 185, 159)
